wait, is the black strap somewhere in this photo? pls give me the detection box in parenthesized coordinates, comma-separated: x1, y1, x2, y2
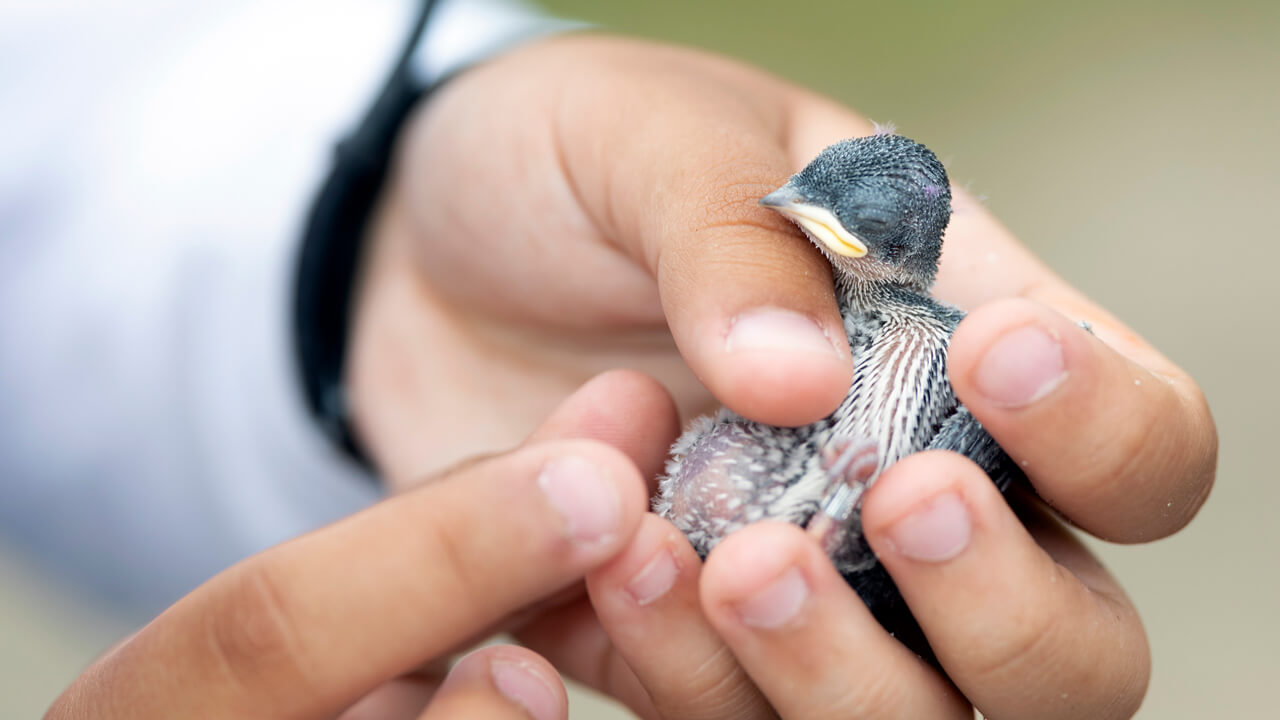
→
(294, 0, 440, 464)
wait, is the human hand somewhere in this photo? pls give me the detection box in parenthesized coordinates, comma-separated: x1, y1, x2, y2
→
(345, 34, 1217, 718)
(512, 379, 1154, 719)
(549, 459, 1153, 719)
(516, 380, 1168, 720)
(45, 378, 662, 720)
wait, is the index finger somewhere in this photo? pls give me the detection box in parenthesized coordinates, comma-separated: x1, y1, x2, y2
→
(57, 440, 646, 719)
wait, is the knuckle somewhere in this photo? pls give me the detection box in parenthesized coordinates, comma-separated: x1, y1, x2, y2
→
(963, 571, 1151, 718)
(1091, 593, 1153, 719)
(418, 510, 499, 619)
(1151, 373, 1219, 532)
(1104, 660, 1151, 720)
(1174, 377, 1219, 489)
(848, 672, 901, 716)
(1089, 375, 1216, 539)
(652, 645, 759, 718)
(203, 563, 312, 695)
(1101, 401, 1163, 488)
(1014, 276, 1062, 306)
(686, 154, 789, 234)
(965, 572, 1069, 683)
(1052, 384, 1162, 522)
(825, 661, 910, 719)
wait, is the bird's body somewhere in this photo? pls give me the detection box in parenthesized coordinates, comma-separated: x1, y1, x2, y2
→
(656, 134, 1020, 647)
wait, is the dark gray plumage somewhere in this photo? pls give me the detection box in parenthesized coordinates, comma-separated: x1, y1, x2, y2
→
(655, 134, 1021, 654)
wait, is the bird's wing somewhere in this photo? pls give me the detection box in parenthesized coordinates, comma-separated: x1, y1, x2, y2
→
(657, 412, 827, 557)
(927, 406, 1025, 492)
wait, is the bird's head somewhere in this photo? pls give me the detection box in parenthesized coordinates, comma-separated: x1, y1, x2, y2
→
(760, 134, 951, 291)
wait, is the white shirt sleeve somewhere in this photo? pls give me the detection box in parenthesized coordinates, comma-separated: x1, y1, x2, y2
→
(0, 0, 569, 620)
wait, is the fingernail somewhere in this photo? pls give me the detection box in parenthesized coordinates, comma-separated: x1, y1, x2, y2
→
(538, 457, 619, 546)
(974, 324, 1066, 407)
(735, 567, 808, 628)
(625, 550, 679, 606)
(491, 660, 560, 720)
(885, 493, 972, 562)
(725, 308, 839, 357)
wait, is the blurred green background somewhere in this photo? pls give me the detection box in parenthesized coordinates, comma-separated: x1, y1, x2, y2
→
(5, 0, 1277, 716)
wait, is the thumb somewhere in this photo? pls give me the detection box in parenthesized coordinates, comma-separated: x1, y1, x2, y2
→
(555, 38, 856, 426)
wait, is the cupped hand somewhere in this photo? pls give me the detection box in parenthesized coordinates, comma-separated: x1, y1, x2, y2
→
(45, 378, 661, 720)
(519, 377, 1149, 719)
(349, 33, 1216, 718)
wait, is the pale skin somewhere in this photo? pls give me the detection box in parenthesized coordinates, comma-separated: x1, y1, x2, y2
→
(50, 34, 1216, 719)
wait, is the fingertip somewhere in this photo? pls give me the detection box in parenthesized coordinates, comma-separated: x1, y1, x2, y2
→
(441, 646, 567, 720)
(711, 344, 852, 426)
(862, 451, 994, 535)
(527, 370, 682, 482)
(584, 518, 777, 720)
(947, 298, 1077, 410)
(587, 368, 683, 437)
(529, 438, 652, 551)
(587, 514, 696, 610)
(699, 522, 819, 623)
(659, 220, 853, 426)
(861, 451, 1002, 565)
(947, 298, 1214, 541)
(861, 454, 1151, 719)
(694, 518, 969, 718)
(682, 303, 851, 426)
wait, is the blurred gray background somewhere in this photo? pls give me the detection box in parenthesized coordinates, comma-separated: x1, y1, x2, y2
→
(4, 0, 1277, 716)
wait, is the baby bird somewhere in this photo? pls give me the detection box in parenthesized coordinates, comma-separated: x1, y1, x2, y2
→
(656, 134, 1021, 648)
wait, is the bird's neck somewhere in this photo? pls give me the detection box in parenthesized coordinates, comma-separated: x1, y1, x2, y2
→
(834, 273, 931, 312)
(827, 253, 936, 308)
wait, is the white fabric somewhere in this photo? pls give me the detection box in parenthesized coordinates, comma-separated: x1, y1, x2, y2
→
(0, 0, 557, 619)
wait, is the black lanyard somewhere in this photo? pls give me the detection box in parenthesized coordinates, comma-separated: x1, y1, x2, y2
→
(294, 0, 440, 468)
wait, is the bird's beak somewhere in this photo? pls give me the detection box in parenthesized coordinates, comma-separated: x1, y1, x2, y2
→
(759, 186, 869, 258)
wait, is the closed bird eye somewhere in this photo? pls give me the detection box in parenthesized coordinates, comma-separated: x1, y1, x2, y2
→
(855, 211, 897, 234)
(847, 199, 899, 228)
